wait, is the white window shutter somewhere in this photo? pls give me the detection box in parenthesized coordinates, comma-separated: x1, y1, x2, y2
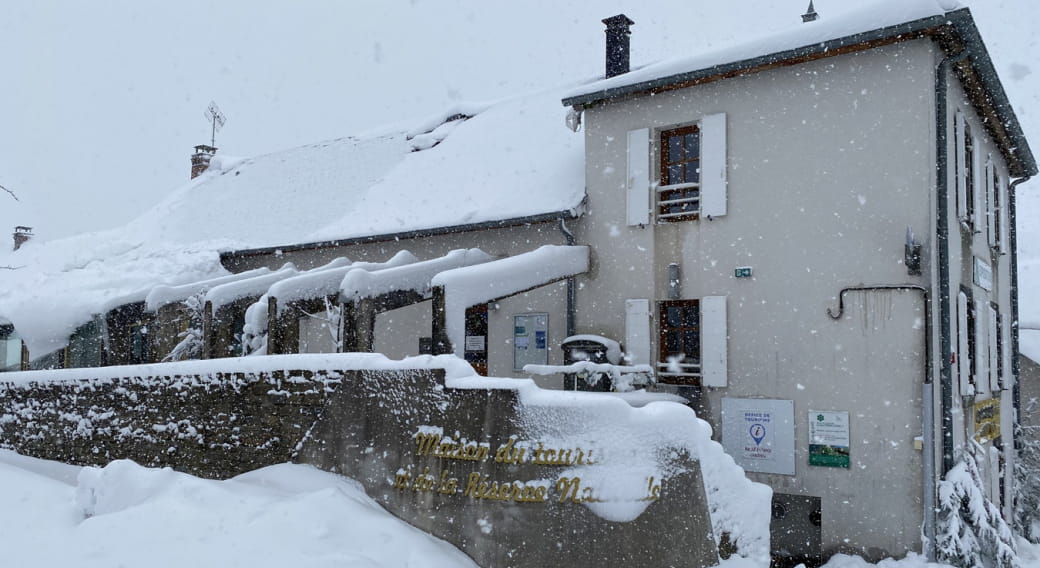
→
(700, 113, 728, 218)
(955, 113, 968, 221)
(701, 295, 728, 387)
(986, 160, 996, 248)
(988, 304, 999, 392)
(1002, 314, 1012, 390)
(999, 174, 1010, 254)
(624, 299, 651, 366)
(973, 135, 984, 227)
(626, 128, 650, 226)
(957, 291, 973, 395)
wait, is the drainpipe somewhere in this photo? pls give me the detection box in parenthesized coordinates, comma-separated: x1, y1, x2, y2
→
(559, 217, 577, 338)
(932, 47, 969, 561)
(1010, 176, 1031, 453)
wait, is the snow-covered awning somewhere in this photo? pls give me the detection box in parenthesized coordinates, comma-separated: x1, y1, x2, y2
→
(432, 245, 590, 357)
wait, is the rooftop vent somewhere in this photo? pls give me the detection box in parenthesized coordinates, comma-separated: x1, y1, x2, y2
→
(802, 1, 819, 23)
(12, 226, 32, 251)
(191, 144, 217, 179)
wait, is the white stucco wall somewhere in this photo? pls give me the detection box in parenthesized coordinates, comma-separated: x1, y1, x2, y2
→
(576, 39, 941, 558)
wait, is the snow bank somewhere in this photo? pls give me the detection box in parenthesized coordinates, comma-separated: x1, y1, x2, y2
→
(0, 451, 477, 568)
(431, 245, 589, 356)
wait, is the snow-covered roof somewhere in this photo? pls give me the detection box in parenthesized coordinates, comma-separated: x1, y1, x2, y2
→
(0, 86, 585, 355)
(563, 1, 1035, 177)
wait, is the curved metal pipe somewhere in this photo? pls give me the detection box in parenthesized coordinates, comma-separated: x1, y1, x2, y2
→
(827, 284, 931, 556)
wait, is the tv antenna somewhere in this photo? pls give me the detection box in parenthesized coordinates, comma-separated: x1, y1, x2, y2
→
(205, 101, 226, 147)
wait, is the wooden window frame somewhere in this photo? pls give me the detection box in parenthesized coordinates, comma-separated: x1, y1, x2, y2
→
(657, 299, 701, 385)
(657, 125, 701, 222)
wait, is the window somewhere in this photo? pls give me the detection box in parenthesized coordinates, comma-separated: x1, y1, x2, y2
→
(955, 112, 976, 228)
(658, 299, 701, 383)
(990, 162, 1002, 251)
(658, 126, 701, 221)
(625, 114, 725, 226)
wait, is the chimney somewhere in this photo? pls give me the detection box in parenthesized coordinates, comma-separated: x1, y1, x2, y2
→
(12, 226, 32, 251)
(602, 14, 634, 78)
(191, 144, 217, 179)
(802, 1, 819, 23)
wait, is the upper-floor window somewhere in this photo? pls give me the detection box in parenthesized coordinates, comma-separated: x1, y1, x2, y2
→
(956, 111, 976, 229)
(658, 126, 701, 222)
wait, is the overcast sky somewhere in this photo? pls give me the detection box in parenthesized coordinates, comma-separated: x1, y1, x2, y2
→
(1, 0, 1037, 242)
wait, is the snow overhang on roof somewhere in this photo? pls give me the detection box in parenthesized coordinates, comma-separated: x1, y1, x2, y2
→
(219, 209, 581, 270)
(562, 7, 1037, 179)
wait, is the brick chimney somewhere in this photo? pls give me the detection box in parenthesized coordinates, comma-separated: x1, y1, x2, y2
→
(191, 144, 217, 179)
(12, 226, 32, 251)
(602, 14, 634, 78)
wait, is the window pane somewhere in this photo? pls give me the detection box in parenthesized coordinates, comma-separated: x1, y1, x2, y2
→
(685, 132, 700, 159)
(666, 306, 682, 327)
(665, 331, 681, 354)
(667, 164, 682, 185)
(668, 136, 683, 163)
(684, 331, 700, 362)
(688, 163, 701, 184)
(684, 306, 699, 327)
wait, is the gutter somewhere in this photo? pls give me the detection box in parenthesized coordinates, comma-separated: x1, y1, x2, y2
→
(1010, 176, 1031, 452)
(931, 47, 969, 562)
(936, 48, 969, 480)
(220, 209, 582, 271)
(558, 218, 577, 338)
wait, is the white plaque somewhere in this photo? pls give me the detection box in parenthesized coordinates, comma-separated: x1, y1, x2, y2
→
(721, 398, 795, 475)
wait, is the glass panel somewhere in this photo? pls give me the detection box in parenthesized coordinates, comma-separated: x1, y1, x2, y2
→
(685, 132, 700, 159)
(684, 306, 699, 327)
(667, 164, 682, 185)
(666, 306, 682, 327)
(668, 135, 683, 163)
(684, 331, 701, 363)
(665, 331, 681, 355)
(686, 163, 700, 184)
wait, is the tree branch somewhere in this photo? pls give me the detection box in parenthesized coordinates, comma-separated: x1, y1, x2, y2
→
(0, 184, 18, 201)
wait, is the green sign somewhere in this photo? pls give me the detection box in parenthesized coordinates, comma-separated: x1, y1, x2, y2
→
(808, 411, 850, 468)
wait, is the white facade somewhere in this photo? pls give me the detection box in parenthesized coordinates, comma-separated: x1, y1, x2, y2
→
(563, 8, 1035, 561)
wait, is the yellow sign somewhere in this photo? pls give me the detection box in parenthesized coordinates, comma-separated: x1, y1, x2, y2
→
(973, 398, 1001, 444)
(394, 428, 661, 505)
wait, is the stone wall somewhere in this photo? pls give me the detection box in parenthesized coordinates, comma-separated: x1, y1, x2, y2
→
(0, 357, 727, 567)
(0, 367, 342, 479)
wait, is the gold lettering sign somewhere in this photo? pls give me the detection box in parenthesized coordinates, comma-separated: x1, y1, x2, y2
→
(973, 398, 1001, 444)
(393, 428, 662, 505)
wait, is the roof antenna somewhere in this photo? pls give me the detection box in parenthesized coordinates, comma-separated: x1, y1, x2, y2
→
(802, 0, 819, 23)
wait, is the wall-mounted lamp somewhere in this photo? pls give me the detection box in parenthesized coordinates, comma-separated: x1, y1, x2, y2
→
(905, 226, 922, 276)
(668, 263, 681, 299)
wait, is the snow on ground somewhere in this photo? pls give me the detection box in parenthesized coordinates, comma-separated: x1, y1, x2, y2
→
(0, 450, 476, 568)
(1, 447, 1039, 567)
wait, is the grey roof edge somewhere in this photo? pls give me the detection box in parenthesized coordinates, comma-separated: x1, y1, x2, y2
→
(945, 9, 1037, 177)
(562, 8, 1036, 178)
(561, 12, 954, 108)
(220, 208, 584, 266)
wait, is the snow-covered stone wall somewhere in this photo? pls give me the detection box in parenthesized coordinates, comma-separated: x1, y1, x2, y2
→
(0, 365, 343, 479)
